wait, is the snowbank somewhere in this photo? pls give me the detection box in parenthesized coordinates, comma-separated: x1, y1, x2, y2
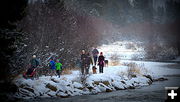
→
(13, 61, 168, 99)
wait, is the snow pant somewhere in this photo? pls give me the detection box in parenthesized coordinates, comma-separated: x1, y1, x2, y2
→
(86, 65, 90, 74)
(81, 64, 85, 75)
(56, 70, 61, 78)
(49, 69, 56, 76)
(26, 68, 35, 75)
(26, 66, 36, 75)
(93, 56, 98, 66)
(99, 66, 104, 73)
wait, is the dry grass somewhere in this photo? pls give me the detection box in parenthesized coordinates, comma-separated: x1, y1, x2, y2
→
(61, 67, 80, 75)
(109, 53, 121, 66)
(118, 62, 149, 78)
(109, 61, 121, 66)
(127, 63, 148, 78)
(127, 63, 141, 75)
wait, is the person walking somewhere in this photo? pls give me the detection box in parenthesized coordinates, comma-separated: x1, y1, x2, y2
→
(92, 47, 99, 66)
(49, 58, 56, 77)
(98, 52, 105, 73)
(81, 50, 87, 75)
(85, 52, 92, 74)
(55, 59, 62, 78)
(26, 55, 39, 75)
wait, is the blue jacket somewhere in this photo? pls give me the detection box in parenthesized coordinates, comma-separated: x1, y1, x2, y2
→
(50, 60, 56, 69)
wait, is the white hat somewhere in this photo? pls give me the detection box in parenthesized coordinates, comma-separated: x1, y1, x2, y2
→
(33, 55, 36, 58)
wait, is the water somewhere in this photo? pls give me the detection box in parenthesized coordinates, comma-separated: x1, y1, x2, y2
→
(19, 63, 180, 102)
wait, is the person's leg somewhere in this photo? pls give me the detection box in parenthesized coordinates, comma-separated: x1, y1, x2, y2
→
(56, 70, 58, 76)
(53, 69, 56, 76)
(81, 65, 84, 75)
(51, 69, 53, 77)
(99, 66, 101, 73)
(26, 68, 33, 75)
(94, 56, 97, 66)
(101, 66, 103, 73)
(102, 66, 104, 73)
(86, 66, 89, 74)
(101, 66, 102, 73)
(57, 70, 60, 78)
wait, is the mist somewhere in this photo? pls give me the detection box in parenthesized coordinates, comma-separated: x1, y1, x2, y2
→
(1, 0, 180, 84)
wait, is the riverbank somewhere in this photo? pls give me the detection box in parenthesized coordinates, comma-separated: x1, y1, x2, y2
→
(16, 62, 180, 102)
(12, 61, 172, 100)
(18, 76, 180, 102)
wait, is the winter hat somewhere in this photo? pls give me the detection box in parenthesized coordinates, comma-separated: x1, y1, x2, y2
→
(82, 50, 85, 53)
(33, 55, 36, 58)
(100, 52, 103, 55)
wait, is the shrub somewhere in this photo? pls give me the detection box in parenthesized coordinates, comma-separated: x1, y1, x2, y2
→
(109, 53, 120, 66)
(61, 67, 79, 75)
(119, 62, 149, 79)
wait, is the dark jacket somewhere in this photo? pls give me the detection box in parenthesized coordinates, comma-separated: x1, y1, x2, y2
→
(85, 55, 92, 66)
(92, 49, 99, 57)
(81, 54, 87, 65)
(98, 55, 105, 66)
(30, 58, 39, 68)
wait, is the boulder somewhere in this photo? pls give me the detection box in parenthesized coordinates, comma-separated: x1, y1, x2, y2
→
(56, 91, 69, 98)
(121, 81, 126, 84)
(46, 83, 57, 92)
(51, 78, 59, 83)
(93, 81, 100, 85)
(143, 75, 153, 82)
(102, 81, 110, 86)
(106, 88, 112, 92)
(23, 87, 34, 93)
(153, 77, 168, 81)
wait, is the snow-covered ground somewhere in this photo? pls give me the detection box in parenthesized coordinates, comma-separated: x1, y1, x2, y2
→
(13, 42, 179, 99)
(121, 60, 180, 76)
(98, 41, 145, 60)
(13, 60, 174, 99)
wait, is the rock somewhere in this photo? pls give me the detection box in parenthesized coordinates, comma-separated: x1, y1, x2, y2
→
(94, 81, 100, 85)
(51, 78, 59, 83)
(106, 88, 112, 92)
(131, 74, 137, 78)
(128, 86, 135, 89)
(112, 81, 125, 90)
(47, 91, 56, 97)
(73, 82, 83, 90)
(102, 81, 110, 86)
(23, 87, 34, 93)
(121, 81, 126, 84)
(46, 83, 57, 92)
(153, 77, 168, 81)
(56, 91, 69, 98)
(98, 83, 112, 92)
(19, 83, 30, 88)
(87, 86, 93, 91)
(143, 75, 153, 82)
(19, 88, 35, 97)
(147, 80, 153, 85)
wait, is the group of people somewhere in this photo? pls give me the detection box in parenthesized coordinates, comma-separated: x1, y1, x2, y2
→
(49, 58, 63, 78)
(80, 47, 105, 75)
(24, 55, 63, 78)
(24, 47, 105, 79)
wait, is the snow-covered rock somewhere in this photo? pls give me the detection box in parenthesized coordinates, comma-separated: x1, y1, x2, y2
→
(13, 61, 171, 99)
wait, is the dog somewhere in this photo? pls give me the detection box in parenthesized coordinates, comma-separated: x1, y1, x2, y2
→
(92, 66, 97, 74)
(104, 60, 108, 67)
